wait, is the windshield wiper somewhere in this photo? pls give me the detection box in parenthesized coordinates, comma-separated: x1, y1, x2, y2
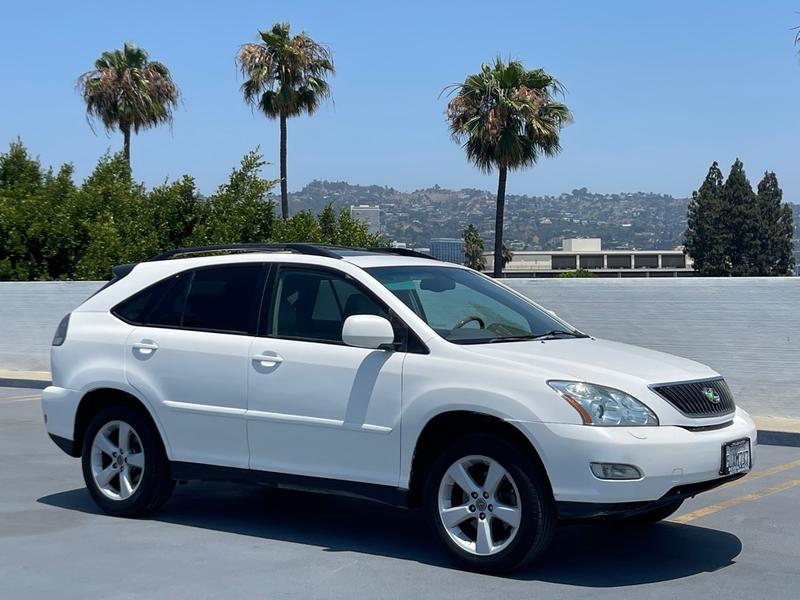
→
(531, 329, 589, 340)
(488, 334, 541, 343)
(488, 330, 588, 343)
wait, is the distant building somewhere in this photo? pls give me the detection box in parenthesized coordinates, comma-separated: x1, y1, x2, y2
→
(561, 238, 601, 252)
(485, 238, 694, 278)
(349, 205, 381, 235)
(429, 238, 465, 265)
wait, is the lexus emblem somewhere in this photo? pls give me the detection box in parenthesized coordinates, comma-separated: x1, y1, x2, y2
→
(702, 387, 721, 404)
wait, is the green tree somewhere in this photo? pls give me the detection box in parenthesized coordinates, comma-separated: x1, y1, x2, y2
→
(723, 159, 760, 276)
(557, 269, 594, 278)
(188, 150, 277, 246)
(463, 224, 486, 271)
(501, 245, 513, 268)
(756, 172, 795, 275)
(446, 58, 571, 277)
(78, 42, 180, 166)
(0, 140, 381, 281)
(684, 162, 729, 275)
(237, 22, 335, 220)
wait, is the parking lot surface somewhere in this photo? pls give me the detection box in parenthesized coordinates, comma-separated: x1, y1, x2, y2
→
(2, 385, 799, 599)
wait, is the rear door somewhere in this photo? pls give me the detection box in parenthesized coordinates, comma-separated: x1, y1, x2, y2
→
(246, 265, 404, 486)
(121, 263, 267, 468)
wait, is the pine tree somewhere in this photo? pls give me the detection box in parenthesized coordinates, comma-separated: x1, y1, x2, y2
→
(686, 160, 795, 277)
(723, 159, 761, 276)
(756, 172, 795, 275)
(685, 162, 729, 275)
(776, 203, 796, 275)
(463, 224, 486, 271)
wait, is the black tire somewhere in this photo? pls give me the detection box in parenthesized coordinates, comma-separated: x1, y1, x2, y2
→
(620, 499, 683, 526)
(424, 433, 556, 574)
(81, 404, 174, 517)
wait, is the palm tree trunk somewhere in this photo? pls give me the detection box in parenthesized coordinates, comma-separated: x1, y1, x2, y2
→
(493, 165, 508, 278)
(279, 113, 289, 220)
(121, 125, 131, 167)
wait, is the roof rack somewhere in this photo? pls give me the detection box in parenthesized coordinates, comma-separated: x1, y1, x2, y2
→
(147, 243, 438, 263)
(367, 247, 435, 260)
(148, 243, 342, 261)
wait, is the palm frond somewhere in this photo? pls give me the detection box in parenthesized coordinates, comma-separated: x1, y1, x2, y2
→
(445, 57, 572, 172)
(77, 42, 179, 136)
(235, 21, 334, 119)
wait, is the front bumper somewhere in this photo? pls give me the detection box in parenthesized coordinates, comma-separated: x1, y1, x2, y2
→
(517, 407, 756, 508)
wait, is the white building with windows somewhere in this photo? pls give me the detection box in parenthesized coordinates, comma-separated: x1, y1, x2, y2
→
(486, 238, 694, 278)
(349, 205, 381, 235)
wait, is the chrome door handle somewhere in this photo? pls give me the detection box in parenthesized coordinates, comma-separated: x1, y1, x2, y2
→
(252, 353, 284, 367)
(132, 340, 159, 354)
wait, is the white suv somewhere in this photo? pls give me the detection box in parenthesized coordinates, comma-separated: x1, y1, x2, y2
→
(43, 244, 756, 573)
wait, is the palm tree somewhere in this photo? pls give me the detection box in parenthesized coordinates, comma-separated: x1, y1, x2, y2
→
(463, 224, 487, 271)
(237, 22, 334, 219)
(78, 42, 179, 167)
(447, 58, 571, 277)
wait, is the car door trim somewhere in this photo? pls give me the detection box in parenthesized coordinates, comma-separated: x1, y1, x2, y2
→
(162, 399, 392, 434)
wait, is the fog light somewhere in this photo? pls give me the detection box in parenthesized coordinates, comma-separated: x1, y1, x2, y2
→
(590, 462, 642, 480)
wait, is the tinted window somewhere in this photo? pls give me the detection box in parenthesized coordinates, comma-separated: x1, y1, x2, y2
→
(182, 265, 264, 333)
(114, 272, 190, 327)
(270, 267, 387, 343)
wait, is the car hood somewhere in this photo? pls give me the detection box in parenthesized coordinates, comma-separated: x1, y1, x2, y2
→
(461, 337, 717, 387)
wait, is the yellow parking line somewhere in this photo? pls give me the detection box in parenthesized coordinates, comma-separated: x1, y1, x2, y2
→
(671, 479, 800, 523)
(718, 458, 800, 491)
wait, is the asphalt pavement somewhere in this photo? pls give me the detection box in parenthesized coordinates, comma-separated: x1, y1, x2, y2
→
(2, 386, 799, 600)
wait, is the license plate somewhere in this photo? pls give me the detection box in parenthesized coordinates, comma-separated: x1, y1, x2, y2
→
(720, 438, 751, 475)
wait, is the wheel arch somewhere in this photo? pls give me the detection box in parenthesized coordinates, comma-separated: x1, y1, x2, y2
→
(73, 387, 170, 459)
(406, 410, 551, 508)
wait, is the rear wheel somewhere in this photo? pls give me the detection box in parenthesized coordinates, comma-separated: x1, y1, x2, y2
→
(81, 404, 174, 517)
(424, 433, 556, 574)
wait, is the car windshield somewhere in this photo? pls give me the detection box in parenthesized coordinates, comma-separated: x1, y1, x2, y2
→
(365, 265, 585, 344)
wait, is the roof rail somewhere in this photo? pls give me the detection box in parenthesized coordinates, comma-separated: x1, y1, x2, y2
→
(368, 247, 435, 260)
(148, 243, 342, 261)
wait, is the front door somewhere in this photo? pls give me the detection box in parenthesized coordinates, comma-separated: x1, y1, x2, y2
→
(246, 266, 403, 486)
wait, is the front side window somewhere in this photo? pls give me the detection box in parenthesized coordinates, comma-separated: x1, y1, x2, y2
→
(366, 266, 583, 344)
(269, 267, 388, 343)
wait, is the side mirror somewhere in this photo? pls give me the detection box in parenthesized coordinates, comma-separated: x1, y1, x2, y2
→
(545, 309, 557, 317)
(342, 315, 396, 350)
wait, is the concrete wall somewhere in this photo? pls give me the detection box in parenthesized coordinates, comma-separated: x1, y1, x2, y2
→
(1, 278, 798, 417)
(506, 278, 799, 418)
(1, 282, 104, 372)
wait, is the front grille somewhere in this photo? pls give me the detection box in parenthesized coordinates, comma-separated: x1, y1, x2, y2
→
(651, 378, 735, 418)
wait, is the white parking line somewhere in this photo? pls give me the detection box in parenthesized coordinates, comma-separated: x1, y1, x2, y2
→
(0, 394, 41, 403)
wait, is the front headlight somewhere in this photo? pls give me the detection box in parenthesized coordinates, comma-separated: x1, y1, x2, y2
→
(548, 381, 658, 426)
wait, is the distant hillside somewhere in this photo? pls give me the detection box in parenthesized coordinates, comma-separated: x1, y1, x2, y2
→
(289, 181, 690, 250)
(289, 181, 800, 257)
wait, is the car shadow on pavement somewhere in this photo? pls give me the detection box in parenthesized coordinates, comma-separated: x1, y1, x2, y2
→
(38, 481, 742, 586)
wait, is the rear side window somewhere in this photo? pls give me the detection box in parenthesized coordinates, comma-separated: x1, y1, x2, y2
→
(113, 272, 190, 327)
(113, 264, 265, 334)
(182, 265, 264, 333)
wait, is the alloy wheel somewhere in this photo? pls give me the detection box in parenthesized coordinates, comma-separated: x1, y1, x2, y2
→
(90, 420, 145, 501)
(437, 454, 522, 556)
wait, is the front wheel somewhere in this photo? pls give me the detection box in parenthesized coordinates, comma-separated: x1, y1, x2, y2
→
(424, 433, 556, 573)
(81, 404, 174, 517)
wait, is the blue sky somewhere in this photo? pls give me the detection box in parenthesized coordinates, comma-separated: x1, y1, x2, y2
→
(2, 1, 799, 201)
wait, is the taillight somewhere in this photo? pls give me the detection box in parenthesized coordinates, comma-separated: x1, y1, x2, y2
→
(52, 314, 71, 346)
